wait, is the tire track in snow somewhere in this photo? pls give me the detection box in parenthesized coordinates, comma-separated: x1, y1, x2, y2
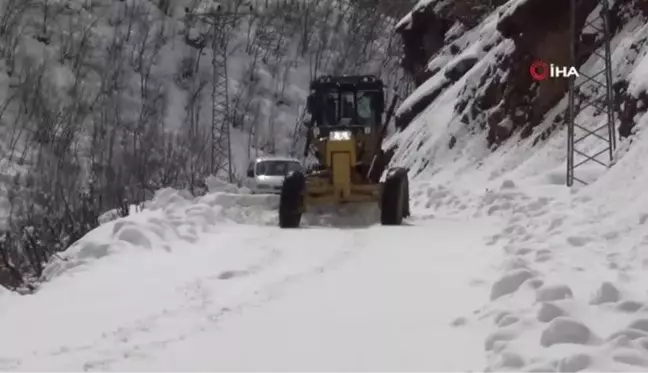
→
(8, 231, 282, 371)
(37, 228, 371, 371)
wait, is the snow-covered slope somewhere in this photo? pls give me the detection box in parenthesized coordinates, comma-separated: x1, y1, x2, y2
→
(379, 0, 648, 370)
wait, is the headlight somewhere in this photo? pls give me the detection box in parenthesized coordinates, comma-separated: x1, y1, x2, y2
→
(329, 130, 352, 141)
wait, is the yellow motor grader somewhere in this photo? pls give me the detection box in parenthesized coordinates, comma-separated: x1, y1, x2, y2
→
(278, 75, 410, 228)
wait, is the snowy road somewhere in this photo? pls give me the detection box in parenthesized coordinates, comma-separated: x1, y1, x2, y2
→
(0, 215, 499, 371)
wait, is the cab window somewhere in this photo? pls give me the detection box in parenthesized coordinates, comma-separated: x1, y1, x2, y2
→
(357, 92, 373, 125)
(318, 90, 377, 127)
(324, 93, 339, 126)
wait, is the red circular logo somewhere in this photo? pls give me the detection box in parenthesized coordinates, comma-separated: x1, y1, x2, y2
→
(529, 60, 549, 81)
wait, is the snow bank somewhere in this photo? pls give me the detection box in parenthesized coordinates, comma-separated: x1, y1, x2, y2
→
(43, 177, 382, 283)
(42, 186, 279, 281)
(409, 170, 648, 370)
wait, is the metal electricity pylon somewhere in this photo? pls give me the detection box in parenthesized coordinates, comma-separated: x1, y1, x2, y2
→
(191, 1, 253, 182)
(566, 0, 616, 186)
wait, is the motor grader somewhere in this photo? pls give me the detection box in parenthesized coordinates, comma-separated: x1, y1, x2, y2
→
(278, 75, 410, 228)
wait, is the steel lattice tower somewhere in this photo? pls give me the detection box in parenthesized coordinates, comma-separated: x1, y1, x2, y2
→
(566, 0, 616, 186)
(210, 17, 233, 181)
(193, 2, 253, 182)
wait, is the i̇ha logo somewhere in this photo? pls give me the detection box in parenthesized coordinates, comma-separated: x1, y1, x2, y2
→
(529, 60, 579, 80)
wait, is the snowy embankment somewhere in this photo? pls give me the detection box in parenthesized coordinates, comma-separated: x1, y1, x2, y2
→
(384, 0, 648, 370)
(44, 180, 278, 282)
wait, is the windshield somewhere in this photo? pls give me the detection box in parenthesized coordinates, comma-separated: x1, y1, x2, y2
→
(255, 160, 302, 176)
(320, 90, 377, 127)
(357, 92, 373, 125)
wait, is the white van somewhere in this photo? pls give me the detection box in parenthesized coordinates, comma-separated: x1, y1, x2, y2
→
(245, 156, 303, 194)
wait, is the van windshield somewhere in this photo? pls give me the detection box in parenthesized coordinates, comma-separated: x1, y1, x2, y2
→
(256, 160, 302, 176)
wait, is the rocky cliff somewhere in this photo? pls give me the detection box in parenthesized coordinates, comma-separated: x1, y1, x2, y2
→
(394, 0, 648, 149)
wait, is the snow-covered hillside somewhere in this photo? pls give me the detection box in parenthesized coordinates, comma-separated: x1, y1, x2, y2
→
(0, 0, 410, 285)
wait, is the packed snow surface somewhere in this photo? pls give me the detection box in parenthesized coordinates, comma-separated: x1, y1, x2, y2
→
(0, 186, 499, 371)
(3, 165, 648, 371)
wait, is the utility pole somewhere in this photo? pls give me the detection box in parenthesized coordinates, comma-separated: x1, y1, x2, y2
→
(566, 0, 616, 186)
(190, 1, 253, 183)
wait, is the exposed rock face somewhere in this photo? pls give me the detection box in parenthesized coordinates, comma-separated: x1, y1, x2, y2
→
(614, 81, 648, 138)
(396, 0, 505, 86)
(396, 4, 452, 86)
(610, 0, 648, 138)
(397, 0, 648, 147)
(472, 0, 599, 147)
(395, 80, 453, 129)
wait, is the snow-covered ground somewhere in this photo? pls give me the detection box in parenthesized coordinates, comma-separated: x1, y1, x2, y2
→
(3, 0, 648, 371)
(4, 159, 648, 371)
(0, 185, 502, 371)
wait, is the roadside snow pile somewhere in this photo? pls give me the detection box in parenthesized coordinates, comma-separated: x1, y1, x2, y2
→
(43, 185, 279, 281)
(410, 164, 648, 370)
(475, 182, 648, 372)
(405, 101, 648, 370)
(43, 172, 385, 284)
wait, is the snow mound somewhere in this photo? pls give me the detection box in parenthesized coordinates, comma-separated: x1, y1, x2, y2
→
(42, 187, 279, 281)
(540, 317, 594, 347)
(411, 174, 648, 371)
(42, 183, 385, 282)
(490, 268, 534, 300)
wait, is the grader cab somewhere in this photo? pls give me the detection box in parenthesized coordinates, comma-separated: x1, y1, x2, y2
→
(278, 75, 410, 228)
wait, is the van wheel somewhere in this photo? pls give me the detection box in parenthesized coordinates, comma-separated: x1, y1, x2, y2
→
(279, 171, 305, 228)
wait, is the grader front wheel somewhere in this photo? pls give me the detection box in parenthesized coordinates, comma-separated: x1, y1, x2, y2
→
(279, 171, 305, 228)
(380, 168, 410, 225)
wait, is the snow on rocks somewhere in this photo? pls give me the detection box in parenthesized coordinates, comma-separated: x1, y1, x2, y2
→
(617, 300, 644, 313)
(490, 268, 534, 300)
(391, 9, 648, 372)
(411, 173, 648, 370)
(536, 284, 573, 302)
(557, 353, 592, 372)
(540, 317, 594, 347)
(537, 302, 565, 323)
(590, 282, 621, 305)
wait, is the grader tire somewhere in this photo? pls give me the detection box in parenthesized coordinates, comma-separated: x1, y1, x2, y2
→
(380, 168, 409, 225)
(279, 171, 305, 228)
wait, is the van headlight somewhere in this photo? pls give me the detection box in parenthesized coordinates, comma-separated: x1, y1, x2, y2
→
(329, 130, 352, 141)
